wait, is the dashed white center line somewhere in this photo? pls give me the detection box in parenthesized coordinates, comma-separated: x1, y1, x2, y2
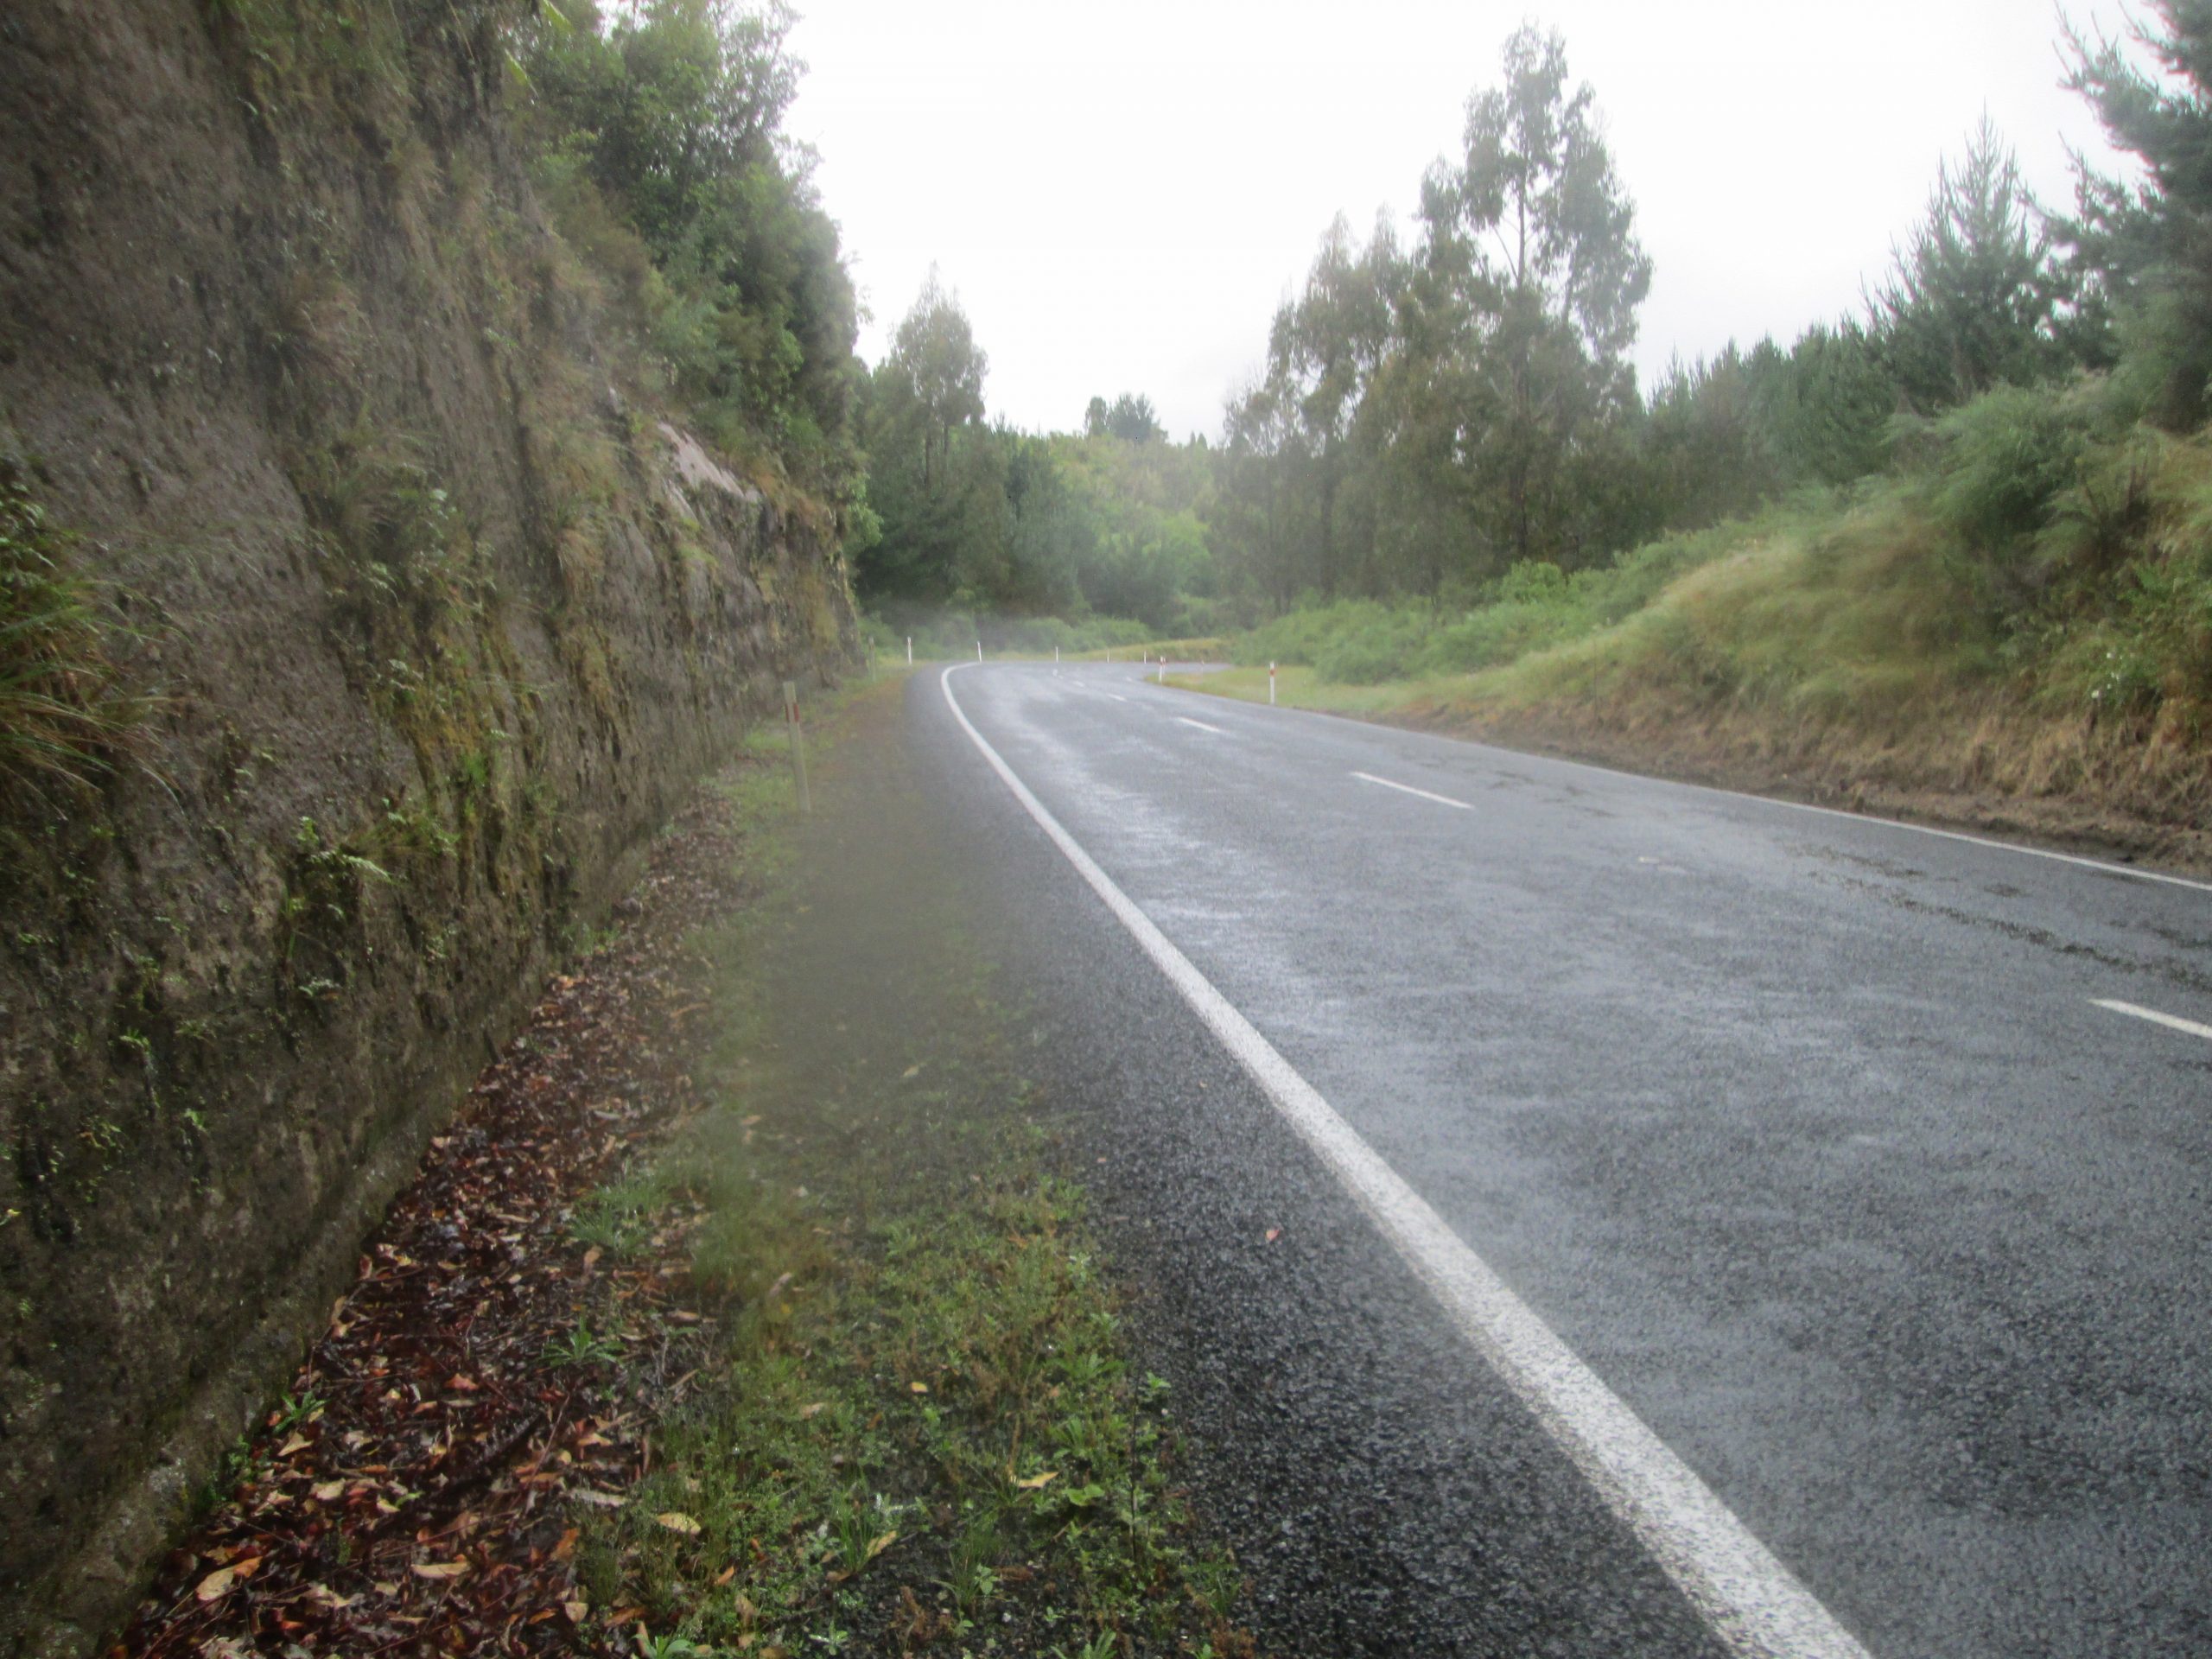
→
(1351, 770, 1472, 810)
(1106, 693, 1130, 703)
(1176, 716, 1227, 734)
(2092, 998, 2212, 1041)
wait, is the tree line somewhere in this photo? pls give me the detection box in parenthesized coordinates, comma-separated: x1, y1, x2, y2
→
(1211, 10, 2212, 613)
(511, 1, 2212, 644)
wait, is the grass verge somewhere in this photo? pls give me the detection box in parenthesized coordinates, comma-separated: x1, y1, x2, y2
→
(565, 678, 1255, 1658)
(1179, 473, 2212, 871)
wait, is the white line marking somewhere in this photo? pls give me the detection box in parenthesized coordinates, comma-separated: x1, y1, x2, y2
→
(1175, 688, 2212, 895)
(1175, 716, 1228, 734)
(939, 664, 1870, 1659)
(2093, 998, 2212, 1041)
(1351, 770, 1473, 811)
(1764, 798, 2212, 894)
(1105, 694, 1129, 704)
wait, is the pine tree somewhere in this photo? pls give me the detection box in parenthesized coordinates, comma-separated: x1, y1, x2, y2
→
(1872, 117, 2064, 413)
(2063, 0, 2212, 426)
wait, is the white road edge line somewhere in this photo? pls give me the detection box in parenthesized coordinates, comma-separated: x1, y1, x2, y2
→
(939, 664, 1871, 1659)
(1351, 769, 1473, 811)
(2092, 997, 2212, 1041)
(1175, 715, 1228, 734)
(1167, 685, 2212, 896)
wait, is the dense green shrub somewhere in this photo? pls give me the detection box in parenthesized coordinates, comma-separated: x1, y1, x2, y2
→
(1925, 385, 2095, 556)
(1232, 521, 1759, 685)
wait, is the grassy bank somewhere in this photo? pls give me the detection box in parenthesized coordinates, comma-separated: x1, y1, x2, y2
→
(1185, 401, 2212, 870)
(564, 681, 1254, 1658)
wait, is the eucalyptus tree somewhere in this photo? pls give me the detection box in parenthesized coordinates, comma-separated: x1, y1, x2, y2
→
(850, 271, 997, 602)
(1264, 214, 1405, 595)
(1411, 24, 1651, 569)
(1216, 375, 1306, 612)
(880, 268, 988, 498)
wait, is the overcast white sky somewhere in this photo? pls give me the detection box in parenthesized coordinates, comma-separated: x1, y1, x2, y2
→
(785, 0, 2138, 441)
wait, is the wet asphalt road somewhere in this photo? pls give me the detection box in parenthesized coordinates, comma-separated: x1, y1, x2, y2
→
(898, 660, 2212, 1659)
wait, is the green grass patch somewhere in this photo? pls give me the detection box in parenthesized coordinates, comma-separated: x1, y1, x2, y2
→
(583, 1158, 1243, 1656)
(563, 678, 1254, 1658)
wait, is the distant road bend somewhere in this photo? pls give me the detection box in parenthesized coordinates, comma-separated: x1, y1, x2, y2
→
(926, 659, 2212, 1659)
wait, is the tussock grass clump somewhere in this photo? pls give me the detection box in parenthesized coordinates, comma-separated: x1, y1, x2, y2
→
(0, 455, 151, 805)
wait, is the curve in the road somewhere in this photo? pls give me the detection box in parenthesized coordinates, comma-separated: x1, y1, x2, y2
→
(941, 663, 1875, 1659)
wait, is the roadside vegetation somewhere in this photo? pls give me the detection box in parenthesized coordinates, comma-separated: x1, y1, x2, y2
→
(22, 3, 2206, 836)
(0, 450, 151, 808)
(124, 681, 1256, 1658)
(844, 4, 2212, 854)
(568, 686, 1255, 1656)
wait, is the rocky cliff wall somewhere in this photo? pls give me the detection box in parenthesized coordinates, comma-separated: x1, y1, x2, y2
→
(0, 3, 856, 1649)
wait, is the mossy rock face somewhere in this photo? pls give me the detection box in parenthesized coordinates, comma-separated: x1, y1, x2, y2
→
(0, 3, 857, 1651)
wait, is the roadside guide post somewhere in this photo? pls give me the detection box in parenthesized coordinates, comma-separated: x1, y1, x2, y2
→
(782, 679, 810, 816)
(1270, 661, 1276, 706)
(906, 636, 912, 666)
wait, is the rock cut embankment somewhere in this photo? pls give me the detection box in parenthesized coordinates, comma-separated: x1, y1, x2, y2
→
(0, 3, 857, 1650)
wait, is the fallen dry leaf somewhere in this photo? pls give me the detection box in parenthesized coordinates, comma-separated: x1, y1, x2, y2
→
(798, 1402, 829, 1420)
(410, 1560, 469, 1580)
(865, 1529, 898, 1561)
(655, 1511, 702, 1535)
(1264, 1227, 1282, 1243)
(1014, 1470, 1058, 1490)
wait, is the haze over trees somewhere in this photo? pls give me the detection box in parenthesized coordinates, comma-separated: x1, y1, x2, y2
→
(845, 16, 2115, 630)
(512, 0, 2212, 748)
(850, 277, 1214, 638)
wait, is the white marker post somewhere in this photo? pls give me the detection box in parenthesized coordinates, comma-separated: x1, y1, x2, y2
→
(1054, 645, 1060, 663)
(976, 641, 983, 663)
(1156, 653, 1166, 684)
(1269, 661, 1277, 706)
(781, 678, 810, 816)
(906, 636, 912, 666)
